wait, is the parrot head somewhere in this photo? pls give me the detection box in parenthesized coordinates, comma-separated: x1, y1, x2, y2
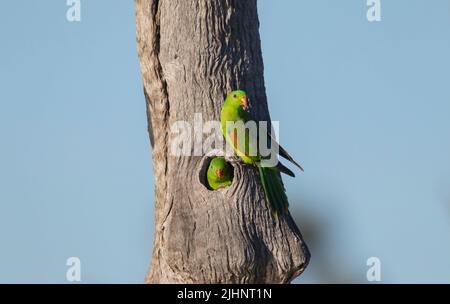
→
(208, 157, 233, 182)
(225, 90, 248, 110)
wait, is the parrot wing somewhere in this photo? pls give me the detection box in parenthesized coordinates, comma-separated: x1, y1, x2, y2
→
(246, 110, 304, 172)
(269, 133, 304, 172)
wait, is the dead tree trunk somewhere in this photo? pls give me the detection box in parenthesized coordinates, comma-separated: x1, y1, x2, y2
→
(135, 0, 310, 283)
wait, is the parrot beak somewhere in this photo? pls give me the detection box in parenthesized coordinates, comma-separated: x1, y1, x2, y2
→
(240, 96, 248, 108)
(215, 169, 224, 178)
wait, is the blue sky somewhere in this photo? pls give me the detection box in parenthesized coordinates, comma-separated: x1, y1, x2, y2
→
(1, 0, 449, 283)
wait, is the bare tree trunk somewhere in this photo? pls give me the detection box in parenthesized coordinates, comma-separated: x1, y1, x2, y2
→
(135, 0, 310, 283)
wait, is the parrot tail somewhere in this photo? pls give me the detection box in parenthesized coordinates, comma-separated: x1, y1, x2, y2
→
(257, 165, 289, 216)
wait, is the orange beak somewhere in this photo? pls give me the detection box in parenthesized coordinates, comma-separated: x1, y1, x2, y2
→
(240, 96, 248, 108)
(215, 169, 224, 178)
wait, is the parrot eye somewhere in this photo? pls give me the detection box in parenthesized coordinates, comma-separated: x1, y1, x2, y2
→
(233, 94, 237, 98)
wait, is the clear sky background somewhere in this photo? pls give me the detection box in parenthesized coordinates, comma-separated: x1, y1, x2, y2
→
(1, 0, 450, 283)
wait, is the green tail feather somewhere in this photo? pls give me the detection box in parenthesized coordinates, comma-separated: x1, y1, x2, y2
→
(257, 165, 289, 215)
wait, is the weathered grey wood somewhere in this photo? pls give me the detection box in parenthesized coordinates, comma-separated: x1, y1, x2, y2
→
(135, 0, 310, 283)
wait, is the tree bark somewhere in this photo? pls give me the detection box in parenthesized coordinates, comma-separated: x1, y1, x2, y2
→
(135, 0, 310, 283)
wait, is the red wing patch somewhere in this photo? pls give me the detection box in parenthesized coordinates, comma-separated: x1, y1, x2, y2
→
(230, 130, 238, 148)
(230, 129, 250, 158)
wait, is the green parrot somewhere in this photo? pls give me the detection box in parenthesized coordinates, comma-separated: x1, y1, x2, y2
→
(220, 90, 303, 215)
(206, 157, 233, 190)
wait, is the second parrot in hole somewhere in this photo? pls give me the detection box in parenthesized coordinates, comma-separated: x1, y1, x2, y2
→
(206, 157, 233, 190)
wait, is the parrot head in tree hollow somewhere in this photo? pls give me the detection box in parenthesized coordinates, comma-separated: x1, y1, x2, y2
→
(220, 90, 304, 216)
(206, 157, 233, 190)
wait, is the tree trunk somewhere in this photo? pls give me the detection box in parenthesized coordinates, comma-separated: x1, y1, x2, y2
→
(135, 0, 310, 283)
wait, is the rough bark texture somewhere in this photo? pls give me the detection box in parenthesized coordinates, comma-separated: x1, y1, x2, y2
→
(135, 0, 310, 283)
